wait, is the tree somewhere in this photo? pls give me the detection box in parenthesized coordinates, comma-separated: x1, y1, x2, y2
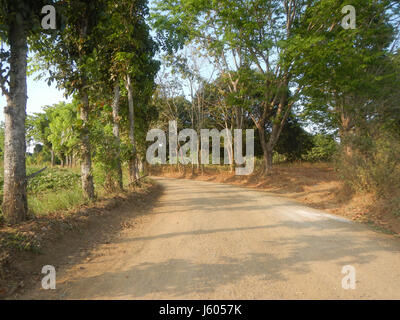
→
(152, 0, 312, 174)
(26, 107, 55, 166)
(275, 117, 313, 162)
(304, 134, 338, 163)
(117, 0, 159, 184)
(0, 0, 52, 223)
(32, 0, 109, 199)
(47, 102, 79, 167)
(97, 0, 159, 185)
(290, 0, 400, 157)
(152, 74, 191, 169)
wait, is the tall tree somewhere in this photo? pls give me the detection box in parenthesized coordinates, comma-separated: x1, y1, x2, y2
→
(153, 0, 311, 174)
(32, 0, 109, 199)
(291, 0, 400, 157)
(0, 0, 51, 223)
(26, 107, 55, 166)
(108, 0, 159, 184)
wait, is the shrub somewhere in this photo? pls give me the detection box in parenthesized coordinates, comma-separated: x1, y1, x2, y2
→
(338, 132, 400, 197)
(275, 117, 314, 162)
(27, 167, 81, 194)
(304, 134, 338, 162)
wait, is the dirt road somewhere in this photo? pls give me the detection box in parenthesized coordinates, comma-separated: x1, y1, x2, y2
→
(22, 177, 400, 299)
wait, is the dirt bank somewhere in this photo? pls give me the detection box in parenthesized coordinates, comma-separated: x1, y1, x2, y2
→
(0, 180, 162, 299)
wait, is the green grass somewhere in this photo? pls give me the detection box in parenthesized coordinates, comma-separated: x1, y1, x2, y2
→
(0, 165, 140, 220)
(0, 165, 85, 219)
(27, 167, 81, 194)
(28, 185, 85, 216)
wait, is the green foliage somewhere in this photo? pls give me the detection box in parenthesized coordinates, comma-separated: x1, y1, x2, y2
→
(1, 0, 399, 224)
(31, 1, 110, 96)
(47, 101, 79, 160)
(292, 0, 399, 134)
(1, 166, 83, 219)
(275, 117, 314, 162)
(91, 112, 123, 191)
(28, 185, 84, 217)
(304, 134, 338, 163)
(27, 167, 81, 194)
(27, 145, 52, 166)
(27, 101, 80, 166)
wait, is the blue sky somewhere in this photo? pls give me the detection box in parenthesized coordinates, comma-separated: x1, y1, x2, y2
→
(0, 73, 70, 123)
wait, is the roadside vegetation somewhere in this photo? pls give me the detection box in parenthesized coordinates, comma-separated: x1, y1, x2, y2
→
(0, 0, 399, 229)
(0, 0, 398, 274)
(0, 0, 399, 298)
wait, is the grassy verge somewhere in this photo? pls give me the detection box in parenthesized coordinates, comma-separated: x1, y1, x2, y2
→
(0, 166, 84, 222)
(28, 186, 85, 217)
(0, 164, 152, 258)
(0, 165, 138, 221)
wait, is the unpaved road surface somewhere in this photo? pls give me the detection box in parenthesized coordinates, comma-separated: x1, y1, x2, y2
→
(22, 177, 400, 299)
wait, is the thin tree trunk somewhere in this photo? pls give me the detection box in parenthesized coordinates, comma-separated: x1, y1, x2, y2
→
(257, 123, 273, 175)
(137, 157, 144, 175)
(80, 90, 95, 199)
(339, 109, 354, 158)
(126, 74, 138, 185)
(2, 15, 28, 224)
(112, 83, 123, 189)
(142, 158, 148, 175)
(229, 122, 235, 173)
(50, 149, 55, 167)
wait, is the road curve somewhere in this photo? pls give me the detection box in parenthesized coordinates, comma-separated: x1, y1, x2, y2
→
(24, 177, 400, 299)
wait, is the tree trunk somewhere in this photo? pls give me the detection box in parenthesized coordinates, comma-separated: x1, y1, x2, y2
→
(259, 86, 290, 175)
(339, 110, 354, 158)
(137, 157, 144, 176)
(112, 83, 123, 189)
(229, 122, 235, 173)
(50, 149, 55, 167)
(2, 16, 28, 224)
(126, 74, 138, 184)
(257, 124, 273, 175)
(80, 90, 95, 199)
